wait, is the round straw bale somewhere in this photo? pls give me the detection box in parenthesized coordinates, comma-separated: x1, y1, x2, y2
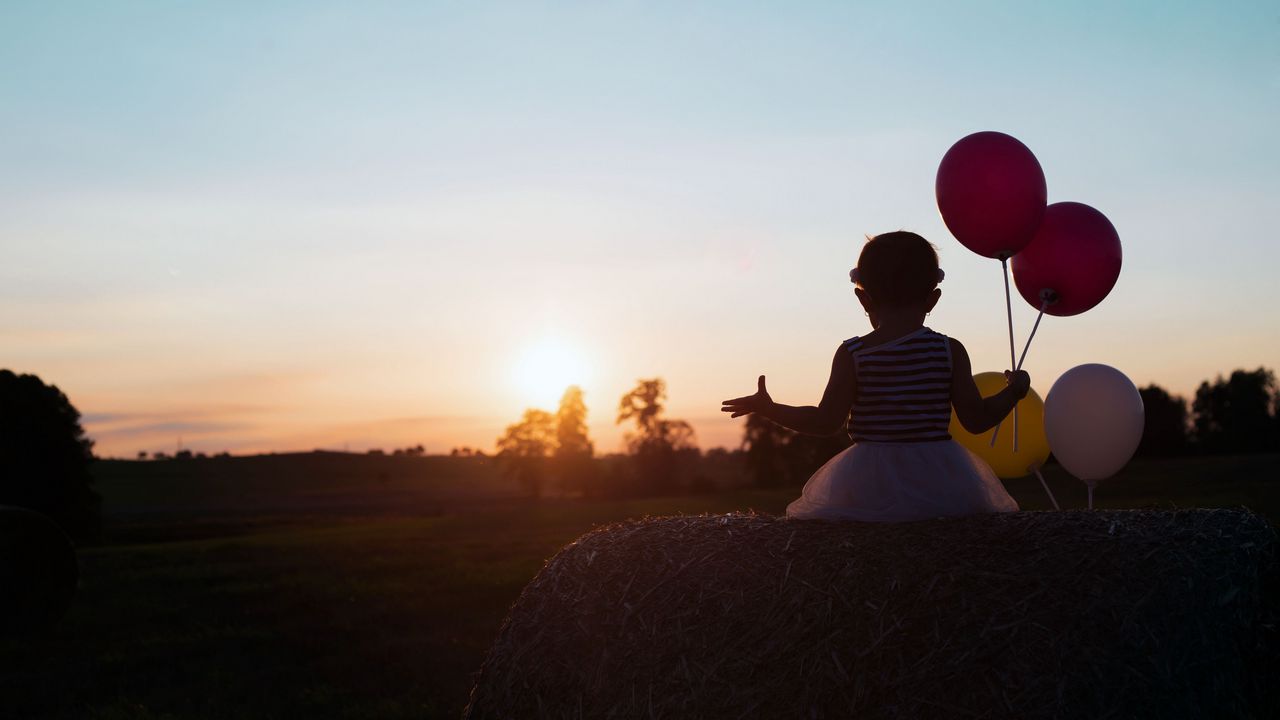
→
(465, 509, 1278, 719)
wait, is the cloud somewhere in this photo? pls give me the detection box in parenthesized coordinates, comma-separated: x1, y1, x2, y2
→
(82, 407, 265, 448)
(92, 419, 254, 439)
(81, 412, 134, 424)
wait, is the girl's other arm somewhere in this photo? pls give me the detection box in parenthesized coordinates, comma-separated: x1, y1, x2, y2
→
(949, 338, 1030, 434)
(721, 346, 856, 436)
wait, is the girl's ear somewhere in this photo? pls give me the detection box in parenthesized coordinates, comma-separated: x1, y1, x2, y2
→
(855, 287, 873, 314)
(923, 287, 942, 314)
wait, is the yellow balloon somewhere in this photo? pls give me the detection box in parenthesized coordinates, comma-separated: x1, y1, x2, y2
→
(948, 372, 1050, 479)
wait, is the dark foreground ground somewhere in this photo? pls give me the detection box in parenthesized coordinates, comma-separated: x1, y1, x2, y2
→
(2, 454, 1278, 719)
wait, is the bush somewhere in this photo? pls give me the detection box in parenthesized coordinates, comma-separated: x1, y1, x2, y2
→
(0, 370, 100, 542)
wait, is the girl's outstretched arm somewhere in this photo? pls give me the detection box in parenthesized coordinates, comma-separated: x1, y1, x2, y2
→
(949, 338, 1030, 433)
(720, 346, 856, 436)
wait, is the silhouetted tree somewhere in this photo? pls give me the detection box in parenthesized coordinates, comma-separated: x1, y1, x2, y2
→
(1275, 386, 1280, 445)
(394, 444, 425, 457)
(554, 386, 597, 496)
(695, 447, 745, 491)
(496, 409, 557, 498)
(783, 432, 851, 484)
(1137, 384, 1190, 457)
(617, 378, 697, 494)
(1193, 368, 1278, 454)
(137, 451, 148, 460)
(0, 370, 101, 542)
(741, 414, 849, 487)
(742, 413, 793, 487)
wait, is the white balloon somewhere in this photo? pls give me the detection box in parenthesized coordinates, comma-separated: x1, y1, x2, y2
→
(1044, 364, 1145, 482)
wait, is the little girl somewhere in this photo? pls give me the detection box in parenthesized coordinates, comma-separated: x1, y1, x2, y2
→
(721, 231, 1025, 521)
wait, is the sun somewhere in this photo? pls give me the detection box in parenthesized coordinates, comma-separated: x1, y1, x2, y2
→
(511, 338, 591, 409)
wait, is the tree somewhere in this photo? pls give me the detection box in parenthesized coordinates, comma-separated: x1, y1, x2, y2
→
(496, 409, 557, 498)
(782, 432, 850, 484)
(1137, 384, 1190, 457)
(394, 444, 425, 457)
(1193, 368, 1278, 454)
(1275, 385, 1280, 446)
(554, 386, 596, 496)
(741, 413, 849, 487)
(0, 370, 101, 542)
(617, 378, 697, 494)
(742, 413, 793, 487)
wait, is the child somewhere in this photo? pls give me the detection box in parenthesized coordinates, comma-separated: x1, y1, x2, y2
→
(721, 231, 1025, 521)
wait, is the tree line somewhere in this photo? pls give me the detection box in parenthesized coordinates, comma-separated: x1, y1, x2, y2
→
(740, 367, 1280, 488)
(0, 365, 1275, 541)
(1138, 368, 1279, 456)
(497, 367, 1280, 498)
(495, 379, 700, 498)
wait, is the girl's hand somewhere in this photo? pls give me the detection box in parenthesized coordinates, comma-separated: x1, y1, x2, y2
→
(1004, 370, 1031, 399)
(721, 375, 774, 419)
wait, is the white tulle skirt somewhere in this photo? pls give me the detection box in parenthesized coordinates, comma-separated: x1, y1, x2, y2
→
(785, 440, 1019, 522)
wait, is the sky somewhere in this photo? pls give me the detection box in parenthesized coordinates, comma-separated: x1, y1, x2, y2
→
(2, 1, 1278, 458)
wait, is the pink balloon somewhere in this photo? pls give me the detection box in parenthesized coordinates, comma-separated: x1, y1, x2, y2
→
(1045, 363, 1143, 482)
(1011, 202, 1121, 317)
(935, 131, 1047, 259)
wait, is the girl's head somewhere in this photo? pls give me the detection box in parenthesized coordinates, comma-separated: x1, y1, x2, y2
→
(852, 231, 943, 321)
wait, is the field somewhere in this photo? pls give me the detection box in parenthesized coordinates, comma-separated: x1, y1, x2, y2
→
(2, 453, 1278, 719)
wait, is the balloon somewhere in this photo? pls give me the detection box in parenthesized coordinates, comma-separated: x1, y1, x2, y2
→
(949, 372, 1050, 479)
(936, 131, 1047, 259)
(1044, 364, 1144, 482)
(0, 505, 78, 634)
(1011, 202, 1122, 317)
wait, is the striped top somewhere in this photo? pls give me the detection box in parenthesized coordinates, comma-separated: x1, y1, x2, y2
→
(844, 327, 953, 443)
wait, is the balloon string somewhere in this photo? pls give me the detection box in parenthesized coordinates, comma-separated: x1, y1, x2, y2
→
(1016, 301, 1048, 371)
(1000, 258, 1019, 453)
(1034, 468, 1060, 510)
(997, 301, 1048, 452)
(1002, 258, 1016, 369)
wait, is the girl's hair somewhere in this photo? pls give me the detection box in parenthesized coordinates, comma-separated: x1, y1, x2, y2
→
(855, 231, 941, 307)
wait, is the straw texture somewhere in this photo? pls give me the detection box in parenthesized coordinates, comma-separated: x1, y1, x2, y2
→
(465, 509, 1278, 719)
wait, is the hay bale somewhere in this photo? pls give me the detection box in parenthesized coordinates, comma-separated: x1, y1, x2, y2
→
(465, 509, 1278, 719)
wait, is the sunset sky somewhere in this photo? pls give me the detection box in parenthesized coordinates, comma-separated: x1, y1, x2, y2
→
(3, 1, 1278, 458)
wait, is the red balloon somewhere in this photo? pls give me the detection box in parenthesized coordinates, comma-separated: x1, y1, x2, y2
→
(1011, 202, 1121, 317)
(936, 131, 1047, 259)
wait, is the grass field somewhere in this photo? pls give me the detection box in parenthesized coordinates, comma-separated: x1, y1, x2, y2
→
(2, 453, 1278, 719)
